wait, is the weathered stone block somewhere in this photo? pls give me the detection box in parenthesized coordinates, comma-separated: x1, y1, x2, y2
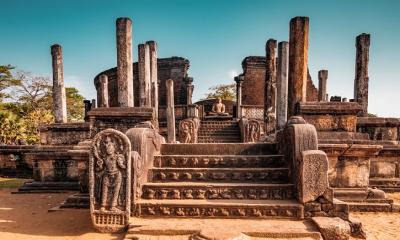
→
(89, 129, 132, 232)
(312, 217, 351, 240)
(370, 161, 396, 178)
(330, 156, 370, 188)
(303, 115, 357, 132)
(299, 150, 329, 203)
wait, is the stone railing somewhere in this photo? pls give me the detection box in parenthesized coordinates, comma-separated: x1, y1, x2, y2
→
(279, 116, 348, 219)
(125, 127, 165, 208)
(240, 105, 264, 120)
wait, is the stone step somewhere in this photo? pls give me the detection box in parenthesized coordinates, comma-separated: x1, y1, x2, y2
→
(141, 182, 294, 200)
(154, 154, 285, 168)
(200, 120, 238, 124)
(136, 199, 304, 219)
(160, 143, 278, 155)
(369, 178, 400, 187)
(198, 139, 241, 143)
(17, 181, 80, 193)
(149, 167, 289, 183)
(346, 202, 393, 212)
(198, 129, 240, 135)
(60, 193, 89, 208)
(125, 218, 322, 240)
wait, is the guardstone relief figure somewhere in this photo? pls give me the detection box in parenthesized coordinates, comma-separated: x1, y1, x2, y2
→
(240, 118, 261, 143)
(89, 128, 131, 233)
(209, 97, 229, 116)
(96, 135, 126, 211)
(178, 118, 200, 143)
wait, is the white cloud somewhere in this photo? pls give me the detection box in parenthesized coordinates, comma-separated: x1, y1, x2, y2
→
(228, 69, 239, 79)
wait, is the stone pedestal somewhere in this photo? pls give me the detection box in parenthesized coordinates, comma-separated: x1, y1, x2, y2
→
(116, 17, 133, 107)
(51, 44, 67, 123)
(276, 41, 289, 130)
(288, 17, 309, 117)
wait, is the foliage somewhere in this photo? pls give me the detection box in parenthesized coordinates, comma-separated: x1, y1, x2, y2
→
(202, 83, 236, 101)
(0, 69, 85, 145)
(0, 65, 20, 101)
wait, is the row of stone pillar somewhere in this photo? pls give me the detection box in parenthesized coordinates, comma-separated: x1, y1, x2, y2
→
(235, 16, 370, 130)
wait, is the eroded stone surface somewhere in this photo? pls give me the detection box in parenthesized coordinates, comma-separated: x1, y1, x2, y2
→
(299, 150, 329, 203)
(89, 129, 131, 232)
(312, 217, 351, 240)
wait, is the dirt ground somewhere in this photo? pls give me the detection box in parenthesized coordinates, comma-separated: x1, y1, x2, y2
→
(0, 189, 124, 240)
(1, 188, 400, 240)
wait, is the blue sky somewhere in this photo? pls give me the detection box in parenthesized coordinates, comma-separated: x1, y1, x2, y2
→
(1, 0, 399, 116)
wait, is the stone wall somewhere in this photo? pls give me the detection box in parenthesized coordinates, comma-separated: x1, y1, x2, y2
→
(357, 117, 400, 141)
(240, 56, 318, 106)
(94, 57, 190, 108)
(39, 122, 90, 145)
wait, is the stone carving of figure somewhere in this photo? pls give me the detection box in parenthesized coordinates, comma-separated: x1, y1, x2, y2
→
(244, 119, 261, 143)
(209, 97, 229, 116)
(93, 135, 126, 212)
(179, 118, 200, 143)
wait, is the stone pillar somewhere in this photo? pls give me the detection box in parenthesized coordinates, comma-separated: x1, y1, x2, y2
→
(166, 79, 176, 143)
(138, 43, 151, 107)
(184, 76, 194, 105)
(83, 100, 92, 122)
(51, 44, 67, 123)
(116, 17, 133, 107)
(288, 16, 309, 117)
(98, 74, 109, 107)
(91, 99, 96, 108)
(276, 41, 289, 130)
(235, 75, 244, 118)
(354, 33, 370, 117)
(318, 70, 328, 102)
(147, 41, 158, 119)
(265, 39, 277, 128)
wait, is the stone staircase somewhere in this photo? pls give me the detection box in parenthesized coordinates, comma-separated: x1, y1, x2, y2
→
(197, 120, 241, 143)
(135, 143, 304, 219)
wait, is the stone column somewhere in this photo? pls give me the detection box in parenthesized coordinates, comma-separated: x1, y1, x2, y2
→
(147, 41, 158, 119)
(83, 100, 92, 122)
(235, 75, 244, 118)
(318, 70, 328, 102)
(265, 39, 277, 128)
(91, 99, 96, 108)
(184, 76, 194, 105)
(116, 17, 133, 107)
(288, 16, 309, 117)
(354, 33, 370, 117)
(276, 41, 289, 130)
(138, 43, 151, 107)
(98, 74, 109, 107)
(166, 79, 176, 143)
(51, 44, 67, 123)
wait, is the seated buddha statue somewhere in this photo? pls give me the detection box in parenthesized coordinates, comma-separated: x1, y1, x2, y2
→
(209, 97, 229, 116)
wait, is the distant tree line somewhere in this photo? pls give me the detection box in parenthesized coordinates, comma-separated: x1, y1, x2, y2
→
(0, 65, 84, 145)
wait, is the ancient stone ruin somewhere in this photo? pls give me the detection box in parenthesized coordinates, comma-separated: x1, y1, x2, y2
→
(1, 15, 400, 239)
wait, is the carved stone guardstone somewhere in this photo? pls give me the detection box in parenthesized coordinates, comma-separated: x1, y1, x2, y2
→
(89, 129, 131, 233)
(240, 118, 261, 143)
(178, 118, 200, 143)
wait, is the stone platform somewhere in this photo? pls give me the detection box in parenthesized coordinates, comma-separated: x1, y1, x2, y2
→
(125, 217, 322, 240)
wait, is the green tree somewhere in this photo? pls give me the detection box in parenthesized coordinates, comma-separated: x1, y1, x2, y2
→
(0, 65, 20, 102)
(66, 87, 85, 121)
(0, 69, 86, 144)
(202, 83, 236, 101)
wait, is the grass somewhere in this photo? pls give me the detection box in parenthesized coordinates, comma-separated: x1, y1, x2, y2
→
(0, 177, 30, 189)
